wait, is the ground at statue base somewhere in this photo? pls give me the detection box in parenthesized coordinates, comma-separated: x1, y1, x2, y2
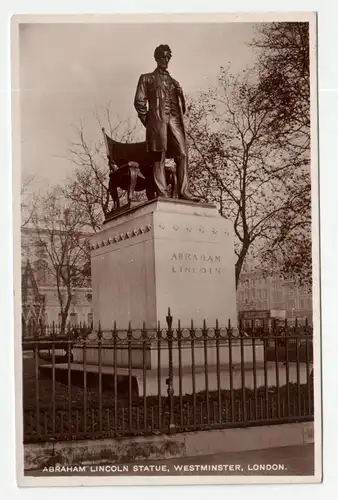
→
(26, 444, 315, 476)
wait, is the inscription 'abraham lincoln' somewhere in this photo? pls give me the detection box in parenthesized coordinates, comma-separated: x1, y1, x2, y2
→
(171, 252, 221, 275)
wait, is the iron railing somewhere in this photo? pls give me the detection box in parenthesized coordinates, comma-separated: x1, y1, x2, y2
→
(22, 310, 314, 443)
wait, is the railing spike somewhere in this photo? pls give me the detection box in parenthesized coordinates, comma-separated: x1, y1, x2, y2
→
(166, 308, 173, 329)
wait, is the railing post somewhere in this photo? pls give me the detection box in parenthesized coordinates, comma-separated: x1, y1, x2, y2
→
(97, 321, 103, 433)
(142, 320, 148, 431)
(127, 321, 133, 432)
(112, 320, 118, 435)
(166, 307, 175, 433)
(39, 318, 43, 338)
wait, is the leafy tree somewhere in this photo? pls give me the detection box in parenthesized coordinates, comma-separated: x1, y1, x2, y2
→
(250, 22, 311, 282)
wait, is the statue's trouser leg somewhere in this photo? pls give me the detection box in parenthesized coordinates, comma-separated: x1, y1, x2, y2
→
(152, 151, 168, 197)
(168, 115, 188, 197)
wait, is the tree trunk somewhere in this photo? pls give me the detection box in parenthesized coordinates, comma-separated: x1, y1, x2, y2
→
(60, 293, 72, 335)
(60, 312, 69, 335)
(235, 243, 249, 289)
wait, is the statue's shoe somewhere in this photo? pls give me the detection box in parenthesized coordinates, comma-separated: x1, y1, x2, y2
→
(179, 193, 200, 202)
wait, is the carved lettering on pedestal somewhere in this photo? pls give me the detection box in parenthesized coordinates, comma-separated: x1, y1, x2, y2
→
(171, 252, 221, 275)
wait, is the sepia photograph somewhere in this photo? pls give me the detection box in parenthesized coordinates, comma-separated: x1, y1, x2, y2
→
(12, 12, 320, 486)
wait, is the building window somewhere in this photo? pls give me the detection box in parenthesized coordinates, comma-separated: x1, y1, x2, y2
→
(300, 299, 305, 310)
(35, 242, 48, 260)
(287, 299, 296, 310)
(69, 313, 78, 326)
(273, 291, 282, 302)
(35, 259, 49, 285)
(87, 313, 93, 325)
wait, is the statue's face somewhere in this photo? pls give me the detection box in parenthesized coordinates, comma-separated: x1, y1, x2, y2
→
(156, 50, 171, 70)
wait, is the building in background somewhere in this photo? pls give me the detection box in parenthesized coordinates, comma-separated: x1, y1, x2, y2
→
(237, 261, 313, 327)
(21, 226, 93, 330)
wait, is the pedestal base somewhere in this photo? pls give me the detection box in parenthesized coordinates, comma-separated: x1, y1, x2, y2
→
(90, 198, 237, 330)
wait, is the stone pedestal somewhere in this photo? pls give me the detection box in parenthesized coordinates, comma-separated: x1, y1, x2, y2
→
(90, 198, 237, 330)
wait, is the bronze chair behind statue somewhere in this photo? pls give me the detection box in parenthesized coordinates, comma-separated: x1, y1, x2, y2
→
(102, 128, 177, 211)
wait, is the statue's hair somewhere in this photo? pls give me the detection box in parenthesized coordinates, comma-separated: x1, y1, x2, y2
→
(154, 44, 172, 60)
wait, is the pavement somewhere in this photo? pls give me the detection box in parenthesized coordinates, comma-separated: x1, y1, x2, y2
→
(26, 444, 315, 477)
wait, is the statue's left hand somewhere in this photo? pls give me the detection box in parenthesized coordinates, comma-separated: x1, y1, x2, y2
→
(175, 82, 186, 114)
(180, 95, 186, 115)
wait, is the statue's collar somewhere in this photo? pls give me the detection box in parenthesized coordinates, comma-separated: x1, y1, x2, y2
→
(154, 67, 170, 76)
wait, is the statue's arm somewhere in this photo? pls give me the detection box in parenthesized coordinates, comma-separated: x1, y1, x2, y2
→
(134, 75, 148, 126)
(179, 91, 186, 115)
(173, 78, 186, 115)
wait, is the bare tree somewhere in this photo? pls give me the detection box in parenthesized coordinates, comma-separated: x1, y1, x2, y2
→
(186, 66, 310, 287)
(31, 186, 91, 332)
(21, 174, 39, 228)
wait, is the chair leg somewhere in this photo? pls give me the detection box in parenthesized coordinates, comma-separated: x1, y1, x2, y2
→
(109, 179, 120, 209)
(145, 176, 157, 200)
(128, 166, 138, 204)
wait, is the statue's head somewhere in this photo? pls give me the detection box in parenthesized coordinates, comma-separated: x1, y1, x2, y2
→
(154, 44, 172, 70)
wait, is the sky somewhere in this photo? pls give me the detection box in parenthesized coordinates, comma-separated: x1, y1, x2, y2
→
(19, 22, 259, 189)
